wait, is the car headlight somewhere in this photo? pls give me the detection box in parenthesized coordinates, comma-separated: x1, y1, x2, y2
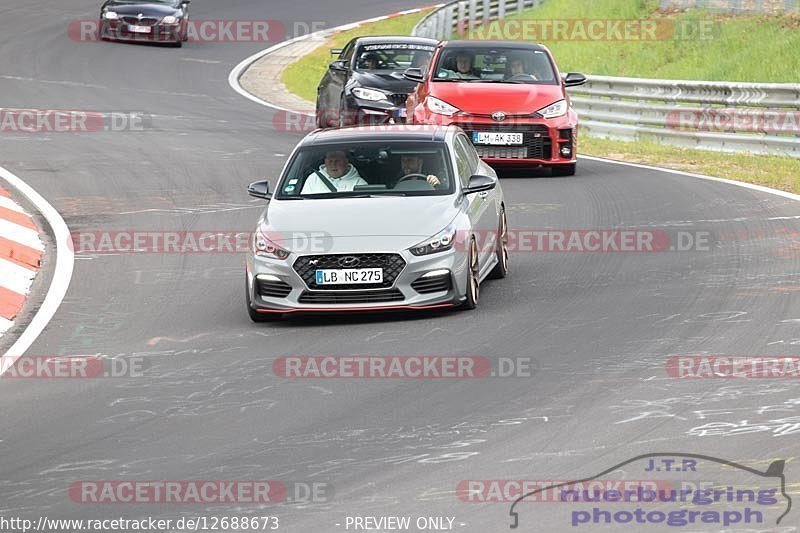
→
(254, 228, 290, 260)
(103, 11, 119, 20)
(426, 96, 460, 117)
(162, 15, 180, 24)
(351, 87, 387, 102)
(537, 99, 567, 119)
(410, 225, 456, 256)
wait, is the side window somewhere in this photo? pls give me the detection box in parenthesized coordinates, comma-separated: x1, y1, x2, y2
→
(341, 41, 356, 64)
(459, 134, 481, 171)
(453, 136, 472, 188)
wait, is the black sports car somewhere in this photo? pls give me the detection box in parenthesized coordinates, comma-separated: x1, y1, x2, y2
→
(99, 0, 190, 46)
(316, 36, 438, 128)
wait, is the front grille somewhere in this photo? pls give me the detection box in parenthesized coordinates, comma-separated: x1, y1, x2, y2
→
(389, 93, 408, 106)
(298, 289, 404, 304)
(459, 122, 552, 160)
(293, 254, 406, 290)
(121, 16, 159, 26)
(256, 278, 292, 298)
(411, 273, 452, 294)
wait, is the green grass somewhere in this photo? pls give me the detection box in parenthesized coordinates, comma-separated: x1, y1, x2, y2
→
(483, 0, 800, 82)
(281, 10, 431, 103)
(580, 133, 800, 194)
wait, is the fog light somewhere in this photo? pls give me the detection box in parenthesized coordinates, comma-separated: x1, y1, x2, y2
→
(560, 145, 572, 157)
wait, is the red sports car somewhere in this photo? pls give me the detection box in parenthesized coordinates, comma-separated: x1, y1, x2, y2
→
(404, 40, 586, 175)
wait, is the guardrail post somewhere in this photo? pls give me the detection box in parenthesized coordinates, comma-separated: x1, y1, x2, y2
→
(469, 0, 478, 32)
(482, 0, 491, 25)
(498, 0, 506, 19)
(435, 9, 446, 39)
(457, 1, 468, 38)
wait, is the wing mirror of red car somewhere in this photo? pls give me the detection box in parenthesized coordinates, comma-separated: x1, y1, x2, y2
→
(403, 67, 425, 83)
(563, 73, 587, 87)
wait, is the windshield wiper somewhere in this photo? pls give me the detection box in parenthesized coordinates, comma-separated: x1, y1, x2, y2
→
(350, 193, 408, 198)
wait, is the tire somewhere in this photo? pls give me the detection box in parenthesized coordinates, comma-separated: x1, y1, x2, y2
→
(246, 274, 280, 322)
(488, 208, 509, 280)
(551, 163, 576, 176)
(462, 237, 480, 310)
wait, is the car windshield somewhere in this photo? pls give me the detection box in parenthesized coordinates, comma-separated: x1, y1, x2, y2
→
(355, 43, 435, 72)
(432, 47, 558, 84)
(276, 142, 454, 199)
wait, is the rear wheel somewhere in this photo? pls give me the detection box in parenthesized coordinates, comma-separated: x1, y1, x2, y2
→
(246, 274, 280, 322)
(551, 163, 576, 176)
(462, 238, 480, 310)
(488, 208, 509, 280)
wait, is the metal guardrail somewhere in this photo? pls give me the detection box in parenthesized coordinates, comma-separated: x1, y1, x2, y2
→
(412, 0, 800, 158)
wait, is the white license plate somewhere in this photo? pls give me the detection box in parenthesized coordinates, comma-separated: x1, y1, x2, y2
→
(473, 132, 523, 145)
(128, 25, 152, 33)
(315, 268, 383, 285)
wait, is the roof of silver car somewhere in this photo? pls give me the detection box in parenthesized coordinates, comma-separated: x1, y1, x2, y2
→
(303, 125, 456, 144)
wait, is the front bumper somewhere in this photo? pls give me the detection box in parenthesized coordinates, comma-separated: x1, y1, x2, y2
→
(415, 110, 578, 166)
(245, 248, 469, 314)
(100, 20, 183, 42)
(341, 94, 409, 126)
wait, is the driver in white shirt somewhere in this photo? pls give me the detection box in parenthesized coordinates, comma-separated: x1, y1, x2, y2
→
(302, 150, 367, 193)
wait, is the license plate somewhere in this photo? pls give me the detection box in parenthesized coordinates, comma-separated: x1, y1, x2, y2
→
(473, 132, 523, 145)
(128, 25, 152, 33)
(315, 268, 383, 285)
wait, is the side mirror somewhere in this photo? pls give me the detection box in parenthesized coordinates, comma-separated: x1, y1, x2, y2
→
(329, 48, 343, 57)
(248, 180, 271, 200)
(462, 174, 497, 194)
(403, 67, 424, 83)
(329, 59, 348, 72)
(563, 72, 587, 87)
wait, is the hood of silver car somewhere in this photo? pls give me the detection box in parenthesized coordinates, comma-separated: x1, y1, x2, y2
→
(261, 196, 458, 252)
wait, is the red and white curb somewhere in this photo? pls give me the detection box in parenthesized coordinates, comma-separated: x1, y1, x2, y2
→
(0, 186, 44, 337)
(0, 165, 73, 370)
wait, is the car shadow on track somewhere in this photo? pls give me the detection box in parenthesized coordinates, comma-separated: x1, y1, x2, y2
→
(254, 308, 460, 328)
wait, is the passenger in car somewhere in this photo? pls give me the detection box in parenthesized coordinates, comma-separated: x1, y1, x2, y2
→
(302, 150, 367, 193)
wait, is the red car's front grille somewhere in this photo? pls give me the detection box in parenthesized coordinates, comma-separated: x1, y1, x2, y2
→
(457, 122, 552, 160)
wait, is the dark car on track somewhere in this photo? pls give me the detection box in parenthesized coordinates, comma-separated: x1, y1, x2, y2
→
(315, 36, 438, 128)
(99, 0, 191, 46)
(405, 40, 586, 176)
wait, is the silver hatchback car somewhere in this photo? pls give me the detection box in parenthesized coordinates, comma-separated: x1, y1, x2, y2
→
(245, 125, 508, 321)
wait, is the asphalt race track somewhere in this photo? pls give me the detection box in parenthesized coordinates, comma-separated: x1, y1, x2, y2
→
(1, 1, 799, 531)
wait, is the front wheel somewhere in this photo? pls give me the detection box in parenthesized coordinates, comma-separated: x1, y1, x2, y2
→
(487, 208, 509, 280)
(551, 163, 576, 177)
(462, 237, 480, 310)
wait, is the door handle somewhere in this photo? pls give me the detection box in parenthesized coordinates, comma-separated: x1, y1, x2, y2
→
(478, 191, 489, 199)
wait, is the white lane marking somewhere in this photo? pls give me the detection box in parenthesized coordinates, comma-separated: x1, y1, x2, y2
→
(0, 195, 27, 214)
(579, 155, 800, 203)
(0, 165, 74, 368)
(0, 317, 11, 335)
(0, 218, 45, 251)
(180, 58, 222, 64)
(0, 257, 36, 295)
